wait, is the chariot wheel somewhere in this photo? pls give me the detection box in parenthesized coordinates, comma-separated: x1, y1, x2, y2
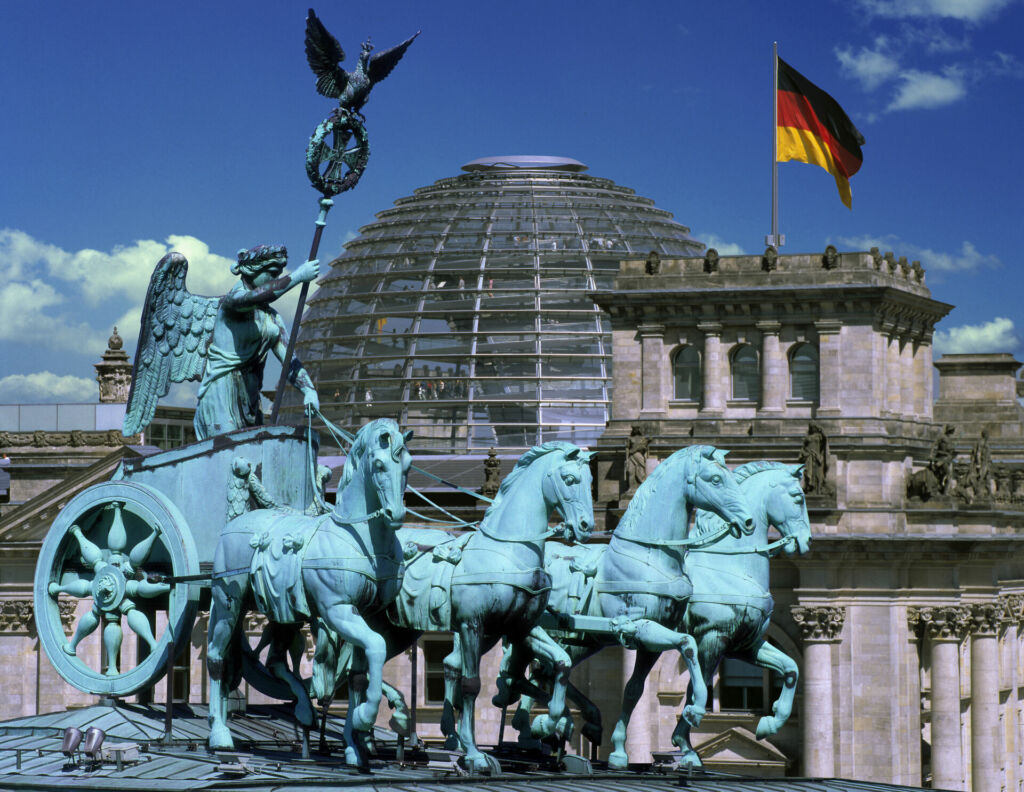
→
(34, 480, 200, 698)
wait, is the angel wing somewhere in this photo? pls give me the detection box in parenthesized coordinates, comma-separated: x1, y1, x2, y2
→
(368, 31, 420, 85)
(123, 252, 220, 436)
(305, 8, 347, 99)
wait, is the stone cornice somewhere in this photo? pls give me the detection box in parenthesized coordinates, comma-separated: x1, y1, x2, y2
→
(0, 599, 74, 635)
(0, 429, 137, 449)
(791, 605, 845, 642)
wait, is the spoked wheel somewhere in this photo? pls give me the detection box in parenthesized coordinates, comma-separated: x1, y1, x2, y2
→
(34, 480, 199, 697)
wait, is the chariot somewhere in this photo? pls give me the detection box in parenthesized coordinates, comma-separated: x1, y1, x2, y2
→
(32, 424, 320, 699)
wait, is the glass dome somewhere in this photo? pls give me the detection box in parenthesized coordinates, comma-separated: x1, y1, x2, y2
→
(284, 156, 703, 454)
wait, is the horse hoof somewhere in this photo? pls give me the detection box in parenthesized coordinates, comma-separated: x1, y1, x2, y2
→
(344, 745, 366, 768)
(208, 724, 234, 751)
(351, 701, 377, 733)
(683, 705, 705, 728)
(388, 714, 411, 738)
(608, 750, 629, 770)
(463, 752, 495, 775)
(755, 716, 778, 739)
(678, 749, 702, 769)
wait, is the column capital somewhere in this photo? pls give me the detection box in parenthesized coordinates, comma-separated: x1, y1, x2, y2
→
(697, 321, 723, 336)
(791, 605, 845, 642)
(755, 320, 782, 335)
(814, 319, 842, 336)
(637, 323, 666, 338)
(968, 601, 1005, 636)
(908, 605, 969, 642)
(1000, 593, 1024, 625)
(0, 599, 47, 635)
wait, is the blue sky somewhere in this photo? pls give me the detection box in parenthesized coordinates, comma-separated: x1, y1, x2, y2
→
(2, 0, 1022, 404)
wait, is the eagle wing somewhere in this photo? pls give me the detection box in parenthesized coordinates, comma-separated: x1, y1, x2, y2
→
(368, 31, 419, 84)
(305, 8, 347, 99)
(122, 252, 220, 437)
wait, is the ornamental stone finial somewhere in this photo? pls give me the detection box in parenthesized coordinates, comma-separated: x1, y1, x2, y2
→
(908, 605, 969, 641)
(95, 325, 132, 404)
(791, 605, 845, 641)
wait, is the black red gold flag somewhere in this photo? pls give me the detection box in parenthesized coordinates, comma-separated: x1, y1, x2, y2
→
(776, 57, 865, 208)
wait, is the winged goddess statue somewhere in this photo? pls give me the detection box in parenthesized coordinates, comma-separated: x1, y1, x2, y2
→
(304, 8, 419, 118)
(123, 246, 320, 440)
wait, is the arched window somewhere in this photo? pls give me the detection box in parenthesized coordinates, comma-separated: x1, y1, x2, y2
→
(790, 343, 820, 403)
(673, 345, 701, 401)
(731, 345, 760, 402)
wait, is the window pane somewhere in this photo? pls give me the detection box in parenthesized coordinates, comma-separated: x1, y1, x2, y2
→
(732, 345, 760, 401)
(673, 346, 701, 401)
(790, 344, 820, 402)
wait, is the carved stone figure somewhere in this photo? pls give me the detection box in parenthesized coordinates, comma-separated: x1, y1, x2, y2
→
(623, 424, 649, 494)
(304, 9, 418, 118)
(930, 424, 956, 494)
(870, 246, 884, 270)
(645, 250, 661, 275)
(761, 246, 778, 272)
(969, 428, 993, 499)
(123, 246, 321, 440)
(704, 247, 719, 273)
(480, 447, 501, 499)
(822, 245, 839, 270)
(798, 421, 831, 495)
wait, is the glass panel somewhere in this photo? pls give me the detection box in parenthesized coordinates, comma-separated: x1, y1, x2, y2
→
(732, 345, 760, 402)
(790, 343, 820, 402)
(673, 346, 701, 401)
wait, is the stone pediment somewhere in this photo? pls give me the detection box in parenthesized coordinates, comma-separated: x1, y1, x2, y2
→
(0, 446, 144, 545)
(694, 726, 789, 775)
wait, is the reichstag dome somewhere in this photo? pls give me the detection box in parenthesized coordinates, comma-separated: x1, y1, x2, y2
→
(283, 155, 703, 454)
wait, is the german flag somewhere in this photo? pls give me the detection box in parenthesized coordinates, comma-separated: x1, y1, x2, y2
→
(777, 57, 865, 209)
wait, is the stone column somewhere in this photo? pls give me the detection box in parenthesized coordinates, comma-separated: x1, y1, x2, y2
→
(698, 322, 725, 415)
(814, 320, 842, 416)
(792, 606, 845, 777)
(969, 602, 1004, 792)
(757, 321, 785, 413)
(910, 605, 968, 791)
(884, 323, 901, 417)
(638, 324, 666, 415)
(916, 338, 934, 420)
(899, 334, 915, 419)
(1001, 595, 1024, 792)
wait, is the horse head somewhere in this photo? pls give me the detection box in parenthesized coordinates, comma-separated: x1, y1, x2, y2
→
(337, 418, 413, 529)
(541, 446, 595, 544)
(686, 446, 755, 536)
(764, 464, 811, 555)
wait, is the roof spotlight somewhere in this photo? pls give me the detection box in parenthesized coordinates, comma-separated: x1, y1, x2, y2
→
(82, 727, 105, 759)
(61, 727, 83, 757)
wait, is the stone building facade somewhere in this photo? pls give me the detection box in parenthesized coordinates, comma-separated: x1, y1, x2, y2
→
(591, 248, 1024, 791)
(1, 255, 1023, 790)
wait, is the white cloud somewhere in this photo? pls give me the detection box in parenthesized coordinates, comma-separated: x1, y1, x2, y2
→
(934, 318, 1019, 354)
(887, 67, 967, 110)
(836, 235, 1000, 272)
(0, 229, 240, 356)
(697, 234, 745, 256)
(0, 372, 97, 403)
(836, 41, 901, 90)
(855, 0, 1015, 21)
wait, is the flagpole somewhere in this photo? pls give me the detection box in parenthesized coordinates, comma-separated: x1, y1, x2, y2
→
(767, 41, 784, 248)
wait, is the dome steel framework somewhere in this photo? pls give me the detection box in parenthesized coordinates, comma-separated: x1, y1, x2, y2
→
(284, 156, 702, 454)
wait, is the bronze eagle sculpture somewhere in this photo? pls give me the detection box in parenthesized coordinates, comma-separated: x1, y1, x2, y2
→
(304, 8, 419, 117)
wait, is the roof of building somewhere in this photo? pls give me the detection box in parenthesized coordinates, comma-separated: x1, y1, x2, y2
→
(0, 704, 931, 792)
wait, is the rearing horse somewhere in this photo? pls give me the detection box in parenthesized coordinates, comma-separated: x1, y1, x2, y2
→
(206, 418, 412, 758)
(676, 461, 811, 767)
(504, 445, 755, 769)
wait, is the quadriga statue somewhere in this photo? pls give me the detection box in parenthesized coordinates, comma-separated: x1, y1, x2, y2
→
(495, 445, 756, 769)
(122, 245, 320, 440)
